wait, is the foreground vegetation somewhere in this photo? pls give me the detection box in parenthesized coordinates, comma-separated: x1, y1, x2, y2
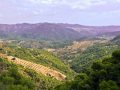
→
(0, 58, 35, 90)
(0, 58, 63, 90)
(56, 50, 120, 90)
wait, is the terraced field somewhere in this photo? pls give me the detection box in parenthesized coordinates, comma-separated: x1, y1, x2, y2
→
(0, 53, 66, 81)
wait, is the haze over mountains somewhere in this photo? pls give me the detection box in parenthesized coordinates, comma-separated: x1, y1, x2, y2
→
(0, 23, 120, 41)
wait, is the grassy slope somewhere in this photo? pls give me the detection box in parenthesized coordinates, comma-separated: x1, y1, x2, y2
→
(1, 46, 75, 79)
(0, 58, 62, 90)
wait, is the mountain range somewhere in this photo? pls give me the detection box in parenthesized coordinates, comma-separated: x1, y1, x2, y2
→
(0, 23, 120, 41)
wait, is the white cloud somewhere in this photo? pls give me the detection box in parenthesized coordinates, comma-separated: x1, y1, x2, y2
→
(68, 0, 107, 9)
(28, 0, 58, 4)
(27, 0, 107, 10)
(115, 0, 120, 2)
(1, 0, 120, 25)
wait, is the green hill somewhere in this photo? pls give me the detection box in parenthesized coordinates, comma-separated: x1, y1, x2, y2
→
(70, 36, 120, 73)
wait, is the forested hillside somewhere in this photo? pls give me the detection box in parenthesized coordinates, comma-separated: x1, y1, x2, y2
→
(71, 42, 120, 72)
(56, 50, 120, 90)
(49, 38, 120, 73)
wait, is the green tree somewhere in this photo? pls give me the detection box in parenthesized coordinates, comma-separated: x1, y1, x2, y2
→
(99, 80, 119, 90)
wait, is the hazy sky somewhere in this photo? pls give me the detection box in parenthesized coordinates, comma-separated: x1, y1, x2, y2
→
(0, 0, 120, 25)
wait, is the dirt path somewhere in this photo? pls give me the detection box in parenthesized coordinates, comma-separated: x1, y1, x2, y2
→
(0, 53, 66, 81)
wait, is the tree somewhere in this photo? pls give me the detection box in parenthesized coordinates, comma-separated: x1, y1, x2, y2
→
(112, 50, 120, 60)
(71, 73, 91, 90)
(91, 61, 103, 71)
(99, 80, 119, 90)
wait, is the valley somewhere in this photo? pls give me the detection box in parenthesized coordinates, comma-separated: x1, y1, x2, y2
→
(1, 0, 120, 89)
(0, 23, 120, 90)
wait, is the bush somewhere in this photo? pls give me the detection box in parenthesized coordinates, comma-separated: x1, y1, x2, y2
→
(112, 50, 120, 59)
(99, 80, 119, 90)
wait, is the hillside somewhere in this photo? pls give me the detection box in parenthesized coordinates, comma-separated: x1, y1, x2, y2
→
(56, 50, 120, 90)
(0, 57, 63, 90)
(0, 46, 75, 78)
(48, 38, 119, 73)
(71, 42, 119, 72)
(0, 58, 36, 90)
(48, 40, 108, 61)
(0, 53, 66, 81)
(0, 45, 76, 89)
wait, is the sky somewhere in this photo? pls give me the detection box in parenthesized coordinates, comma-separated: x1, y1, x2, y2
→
(0, 0, 120, 26)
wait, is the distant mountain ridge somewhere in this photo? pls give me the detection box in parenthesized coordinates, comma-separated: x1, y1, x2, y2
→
(0, 23, 81, 40)
(0, 23, 120, 40)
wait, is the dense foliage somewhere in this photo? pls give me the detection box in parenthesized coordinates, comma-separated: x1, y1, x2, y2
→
(71, 43, 119, 72)
(56, 50, 120, 90)
(0, 58, 35, 90)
